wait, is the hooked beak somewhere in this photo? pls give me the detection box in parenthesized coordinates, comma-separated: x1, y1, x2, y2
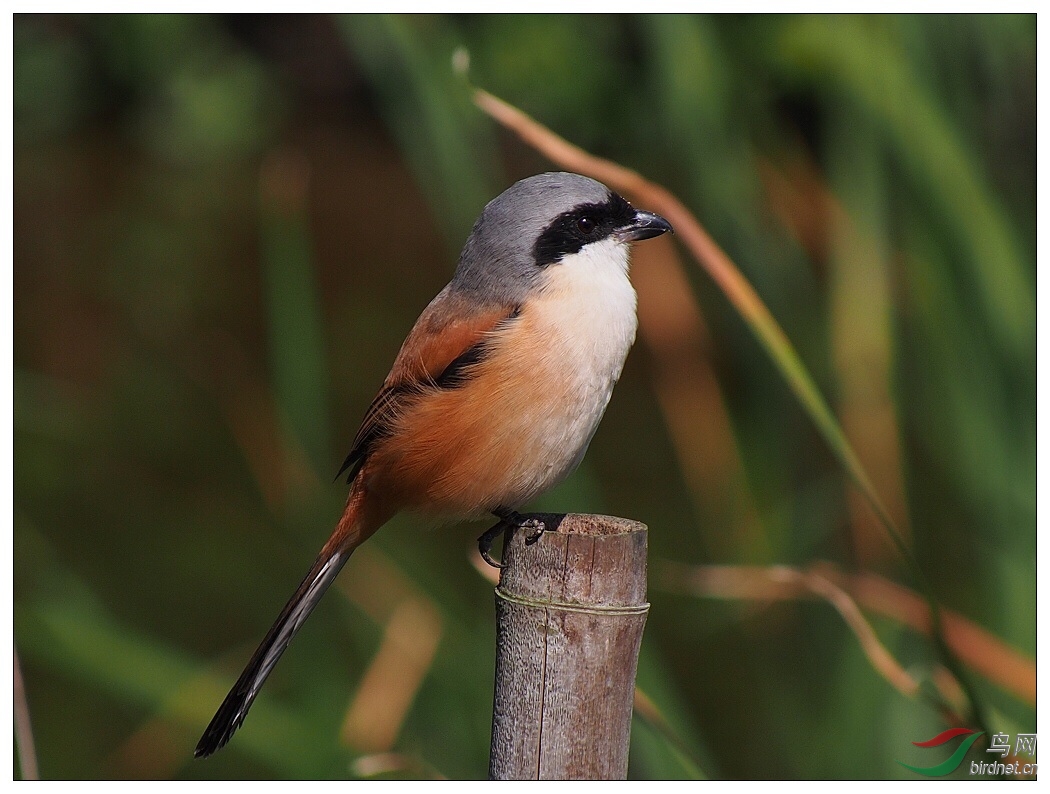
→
(616, 209, 674, 242)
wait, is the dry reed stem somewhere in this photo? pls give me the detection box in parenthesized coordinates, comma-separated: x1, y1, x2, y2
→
(177, 328, 323, 512)
(760, 155, 911, 565)
(659, 561, 1035, 706)
(14, 646, 39, 780)
(351, 751, 448, 779)
(850, 570, 1036, 706)
(632, 686, 705, 776)
(106, 718, 185, 779)
(341, 596, 443, 752)
(631, 238, 766, 558)
(668, 562, 917, 700)
(339, 548, 445, 753)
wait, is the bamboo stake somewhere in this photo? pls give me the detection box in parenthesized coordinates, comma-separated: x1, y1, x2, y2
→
(488, 514, 649, 780)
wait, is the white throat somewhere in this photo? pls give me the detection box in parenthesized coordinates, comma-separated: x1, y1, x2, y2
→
(538, 235, 638, 364)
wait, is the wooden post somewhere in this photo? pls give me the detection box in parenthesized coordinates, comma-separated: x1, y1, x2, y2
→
(488, 513, 649, 780)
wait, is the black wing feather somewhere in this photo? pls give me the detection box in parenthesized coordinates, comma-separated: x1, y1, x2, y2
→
(335, 339, 491, 484)
(334, 307, 521, 485)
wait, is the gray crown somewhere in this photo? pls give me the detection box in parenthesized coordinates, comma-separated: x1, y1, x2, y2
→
(450, 172, 613, 303)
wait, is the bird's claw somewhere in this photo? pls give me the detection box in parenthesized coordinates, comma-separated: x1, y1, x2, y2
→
(478, 522, 509, 569)
(479, 543, 505, 569)
(478, 512, 548, 567)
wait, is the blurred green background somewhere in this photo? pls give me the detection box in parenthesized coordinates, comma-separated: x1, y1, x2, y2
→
(13, 13, 1035, 780)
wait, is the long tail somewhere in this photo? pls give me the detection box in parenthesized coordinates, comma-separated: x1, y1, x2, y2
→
(194, 492, 383, 758)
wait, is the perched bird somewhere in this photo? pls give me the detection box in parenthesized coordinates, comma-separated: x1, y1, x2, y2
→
(194, 171, 672, 758)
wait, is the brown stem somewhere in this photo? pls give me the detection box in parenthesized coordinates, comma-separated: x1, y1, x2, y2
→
(14, 645, 39, 780)
(659, 561, 1034, 707)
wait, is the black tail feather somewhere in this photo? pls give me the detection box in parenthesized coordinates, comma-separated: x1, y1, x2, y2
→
(194, 549, 351, 758)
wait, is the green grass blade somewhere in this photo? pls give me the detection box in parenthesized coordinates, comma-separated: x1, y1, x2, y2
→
(17, 594, 331, 777)
(773, 15, 1033, 361)
(260, 155, 331, 477)
(337, 14, 499, 249)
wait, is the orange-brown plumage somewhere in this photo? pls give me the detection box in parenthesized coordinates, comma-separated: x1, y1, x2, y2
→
(383, 288, 516, 387)
(358, 267, 636, 515)
(195, 172, 672, 759)
(336, 289, 518, 487)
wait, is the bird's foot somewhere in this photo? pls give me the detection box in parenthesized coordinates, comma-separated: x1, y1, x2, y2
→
(479, 511, 548, 568)
(518, 517, 546, 545)
(478, 521, 510, 569)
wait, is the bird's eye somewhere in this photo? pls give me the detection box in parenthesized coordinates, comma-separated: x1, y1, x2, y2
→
(577, 216, 596, 234)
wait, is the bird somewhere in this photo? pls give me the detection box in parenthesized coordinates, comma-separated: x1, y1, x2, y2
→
(194, 171, 672, 758)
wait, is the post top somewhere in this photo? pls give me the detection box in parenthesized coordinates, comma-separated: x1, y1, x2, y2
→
(537, 513, 647, 537)
(497, 513, 648, 608)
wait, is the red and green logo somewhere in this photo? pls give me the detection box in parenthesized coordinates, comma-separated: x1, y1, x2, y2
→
(898, 728, 984, 777)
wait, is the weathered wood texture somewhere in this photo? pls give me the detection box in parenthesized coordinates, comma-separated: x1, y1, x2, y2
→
(489, 513, 649, 780)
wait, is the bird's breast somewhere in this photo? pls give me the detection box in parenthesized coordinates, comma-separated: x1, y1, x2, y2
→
(368, 240, 638, 515)
(524, 238, 639, 418)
